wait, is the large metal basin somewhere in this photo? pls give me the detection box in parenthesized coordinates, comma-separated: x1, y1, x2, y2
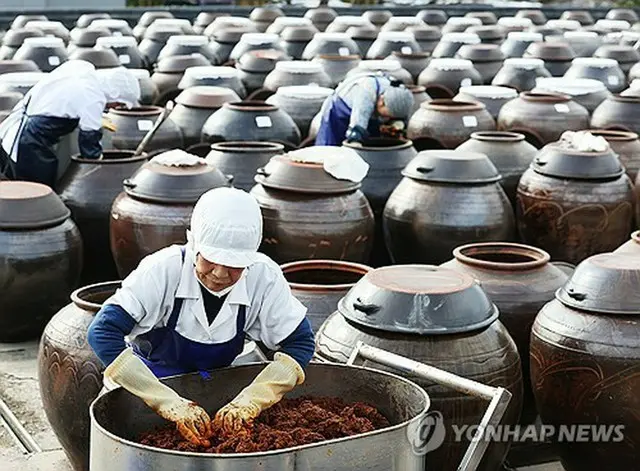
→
(89, 362, 430, 471)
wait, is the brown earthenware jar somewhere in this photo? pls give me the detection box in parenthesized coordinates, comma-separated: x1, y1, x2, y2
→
(265, 85, 333, 139)
(262, 60, 332, 91)
(235, 49, 289, 95)
(0, 28, 45, 60)
(38, 281, 119, 471)
(456, 43, 505, 84)
(281, 259, 371, 332)
(105, 106, 184, 153)
(441, 242, 571, 425)
(366, 31, 421, 59)
(383, 150, 516, 265)
(249, 148, 375, 264)
(491, 57, 551, 92)
(594, 44, 640, 76)
(523, 41, 575, 77)
(454, 85, 518, 120)
(312, 53, 360, 88)
(315, 264, 523, 471)
(409, 85, 431, 116)
(466, 25, 506, 45)
(516, 143, 635, 265)
(614, 230, 640, 254)
(57, 150, 148, 284)
(304, 7, 338, 32)
(408, 99, 496, 150)
(530, 253, 640, 471)
(498, 92, 590, 147)
(343, 138, 419, 267)
(12, 36, 68, 72)
(417, 58, 483, 98)
(388, 52, 430, 84)
(150, 54, 211, 105)
(0, 181, 82, 342)
(532, 77, 611, 114)
(591, 95, 640, 136)
(587, 129, 640, 181)
(456, 131, 538, 206)
(110, 156, 231, 277)
(68, 47, 120, 69)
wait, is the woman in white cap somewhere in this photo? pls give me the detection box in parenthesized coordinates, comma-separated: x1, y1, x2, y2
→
(0, 60, 140, 187)
(87, 187, 314, 447)
(315, 72, 414, 146)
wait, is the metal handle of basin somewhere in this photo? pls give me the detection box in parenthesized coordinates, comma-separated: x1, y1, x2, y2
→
(353, 298, 380, 315)
(256, 167, 270, 178)
(416, 166, 434, 173)
(346, 342, 512, 471)
(122, 178, 136, 189)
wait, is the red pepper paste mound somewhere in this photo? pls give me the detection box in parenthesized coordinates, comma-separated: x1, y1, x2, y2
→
(138, 396, 391, 454)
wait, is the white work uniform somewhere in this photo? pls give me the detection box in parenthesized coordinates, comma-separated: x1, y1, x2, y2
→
(106, 244, 307, 351)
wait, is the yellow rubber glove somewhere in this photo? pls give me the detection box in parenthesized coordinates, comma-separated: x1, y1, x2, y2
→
(104, 348, 213, 447)
(213, 352, 305, 434)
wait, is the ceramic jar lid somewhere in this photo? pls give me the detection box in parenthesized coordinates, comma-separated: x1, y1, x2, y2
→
(1, 28, 44, 47)
(402, 149, 502, 184)
(255, 148, 362, 194)
(338, 265, 499, 334)
(0, 181, 70, 229)
(556, 253, 640, 315)
(123, 151, 231, 204)
(237, 49, 288, 73)
(0, 60, 40, 75)
(175, 85, 239, 109)
(155, 54, 210, 73)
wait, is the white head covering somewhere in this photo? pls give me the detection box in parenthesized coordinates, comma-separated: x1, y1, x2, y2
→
(95, 66, 140, 108)
(187, 187, 263, 268)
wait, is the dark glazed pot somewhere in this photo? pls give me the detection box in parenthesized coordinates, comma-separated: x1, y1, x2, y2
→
(407, 99, 495, 150)
(0, 181, 82, 341)
(516, 10, 547, 25)
(456, 131, 538, 206)
(57, 150, 148, 284)
(110, 158, 231, 277)
(588, 129, 640, 181)
(106, 106, 184, 152)
(236, 49, 288, 94)
(498, 92, 589, 147)
(346, 60, 414, 86)
(301, 32, 360, 60)
(533, 77, 611, 114)
(417, 9, 448, 27)
(202, 101, 301, 150)
(281, 259, 371, 332)
(68, 47, 120, 69)
(530, 253, 640, 471)
(157, 35, 218, 64)
(441, 242, 570, 425)
(343, 138, 418, 267)
(13, 36, 68, 72)
(614, 230, 640, 255)
(95, 36, 151, 70)
(388, 52, 430, 84)
(561, 10, 594, 25)
(500, 32, 543, 58)
(491, 58, 551, 92)
(456, 43, 505, 84)
(262, 61, 332, 91)
(0, 59, 40, 75)
(0, 29, 44, 60)
(138, 25, 184, 66)
(205, 141, 284, 191)
(454, 85, 518, 120)
(266, 85, 333, 138)
(591, 95, 640, 135)
(177, 66, 246, 99)
(38, 281, 118, 471)
(169, 86, 240, 148)
(516, 143, 635, 265)
(594, 45, 640, 76)
(304, 7, 338, 32)
(150, 54, 211, 106)
(367, 32, 421, 59)
(466, 25, 507, 45)
(417, 58, 483, 98)
(523, 41, 575, 77)
(431, 33, 481, 59)
(606, 8, 639, 22)
(315, 264, 523, 471)
(383, 150, 515, 265)
(564, 58, 627, 94)
(250, 148, 375, 264)
(347, 25, 377, 58)
(129, 69, 158, 106)
(280, 25, 316, 60)
(312, 54, 360, 87)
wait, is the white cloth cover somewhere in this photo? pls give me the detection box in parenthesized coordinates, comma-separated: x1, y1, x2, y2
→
(285, 146, 370, 183)
(558, 130, 610, 152)
(151, 149, 206, 167)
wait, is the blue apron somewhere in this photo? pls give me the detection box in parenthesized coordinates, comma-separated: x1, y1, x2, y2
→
(315, 78, 382, 146)
(131, 248, 247, 378)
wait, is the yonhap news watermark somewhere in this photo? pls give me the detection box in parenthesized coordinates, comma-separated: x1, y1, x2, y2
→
(407, 411, 625, 455)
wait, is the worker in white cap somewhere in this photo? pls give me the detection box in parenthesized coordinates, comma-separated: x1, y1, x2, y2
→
(0, 60, 140, 187)
(315, 72, 414, 146)
(87, 187, 315, 446)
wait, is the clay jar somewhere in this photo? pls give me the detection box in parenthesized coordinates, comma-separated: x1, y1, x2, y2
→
(491, 58, 551, 92)
(304, 7, 337, 32)
(417, 58, 483, 98)
(409, 85, 431, 116)
(387, 52, 430, 84)
(68, 47, 120, 69)
(205, 141, 284, 191)
(431, 32, 481, 59)
(560, 31, 602, 57)
(57, 150, 148, 284)
(262, 61, 332, 91)
(281, 259, 371, 332)
(456, 44, 505, 84)
(106, 106, 184, 153)
(407, 99, 495, 150)
(591, 95, 640, 136)
(168, 86, 240, 148)
(139, 25, 187, 66)
(312, 54, 360, 88)
(177, 66, 246, 99)
(0, 181, 82, 341)
(249, 147, 375, 264)
(454, 85, 518, 120)
(366, 32, 421, 59)
(516, 142, 635, 265)
(301, 32, 360, 60)
(500, 32, 543, 58)
(564, 58, 627, 94)
(157, 35, 218, 64)
(236, 49, 288, 94)
(346, 60, 414, 86)
(13, 36, 68, 72)
(0, 28, 45, 60)
(407, 25, 441, 54)
(202, 101, 301, 150)
(280, 25, 317, 60)
(38, 281, 118, 471)
(343, 138, 419, 267)
(466, 25, 506, 45)
(110, 155, 231, 277)
(150, 54, 211, 106)
(0, 59, 40, 75)
(441, 242, 570, 425)
(266, 85, 333, 138)
(587, 129, 640, 181)
(94, 36, 146, 69)
(229, 33, 285, 62)
(530, 253, 640, 471)
(456, 131, 537, 206)
(594, 44, 640, 75)
(497, 92, 590, 147)
(383, 150, 516, 265)
(129, 69, 158, 106)
(315, 264, 523, 471)
(614, 230, 640, 254)
(523, 41, 575, 77)
(533, 77, 611, 114)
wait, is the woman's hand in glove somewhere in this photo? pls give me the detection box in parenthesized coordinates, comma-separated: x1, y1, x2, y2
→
(104, 348, 213, 447)
(214, 352, 305, 434)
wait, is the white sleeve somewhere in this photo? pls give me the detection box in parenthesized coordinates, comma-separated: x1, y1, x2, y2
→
(104, 247, 182, 331)
(245, 267, 307, 350)
(78, 97, 106, 132)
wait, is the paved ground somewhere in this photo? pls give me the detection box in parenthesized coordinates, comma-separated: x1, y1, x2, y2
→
(0, 339, 565, 471)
